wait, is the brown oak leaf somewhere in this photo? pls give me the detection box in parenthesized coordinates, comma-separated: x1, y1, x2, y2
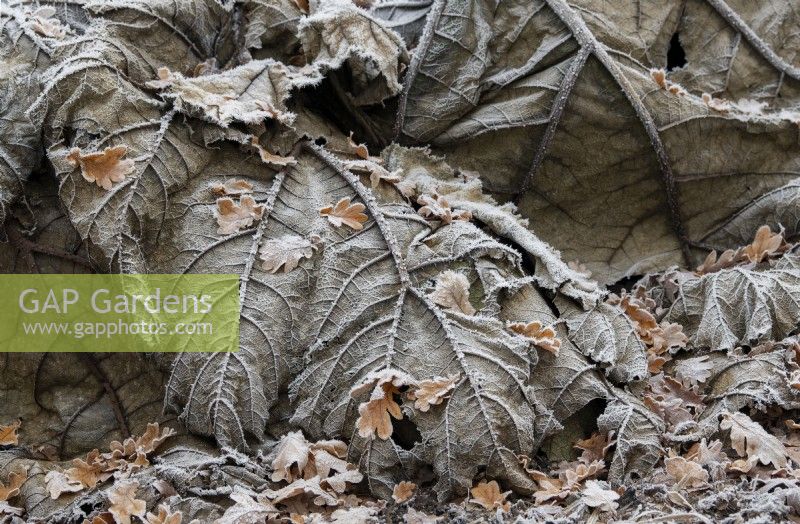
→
(429, 271, 475, 315)
(574, 432, 615, 465)
(44, 470, 84, 499)
(417, 194, 471, 224)
(319, 197, 368, 230)
(216, 196, 266, 235)
(66, 145, 135, 191)
(392, 481, 416, 503)
(107, 481, 146, 524)
(65, 450, 110, 489)
(0, 420, 20, 446)
(144, 504, 182, 524)
(210, 180, 254, 196)
(407, 376, 458, 412)
(508, 321, 561, 356)
(250, 136, 297, 167)
(469, 480, 510, 512)
(741, 225, 784, 264)
(0, 468, 27, 502)
(260, 234, 322, 273)
(721, 412, 788, 471)
(581, 480, 620, 512)
(696, 249, 742, 275)
(351, 371, 414, 440)
(664, 454, 709, 488)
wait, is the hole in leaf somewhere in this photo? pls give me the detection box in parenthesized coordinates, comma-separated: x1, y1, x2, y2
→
(392, 416, 422, 451)
(666, 32, 687, 71)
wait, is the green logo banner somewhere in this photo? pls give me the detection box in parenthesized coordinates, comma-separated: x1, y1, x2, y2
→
(0, 274, 239, 352)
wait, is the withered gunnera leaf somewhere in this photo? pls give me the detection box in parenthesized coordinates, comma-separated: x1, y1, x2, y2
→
(0, 3, 85, 239)
(664, 253, 800, 351)
(145, 60, 322, 128)
(556, 297, 648, 384)
(151, 140, 591, 501)
(299, 0, 409, 106)
(394, 0, 800, 283)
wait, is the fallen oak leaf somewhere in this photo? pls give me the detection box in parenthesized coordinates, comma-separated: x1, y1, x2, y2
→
(144, 505, 182, 524)
(741, 225, 785, 264)
(107, 480, 146, 524)
(215, 487, 279, 524)
(44, 470, 84, 499)
(25, 7, 68, 38)
(66, 145, 135, 191)
(320, 466, 363, 494)
(210, 179, 254, 196)
(0, 468, 27, 501)
(581, 480, 620, 512)
(65, 450, 110, 490)
(429, 271, 475, 315)
(469, 480, 510, 512)
(403, 508, 440, 524)
(0, 420, 20, 446)
(347, 132, 370, 160)
(696, 249, 742, 275)
(271, 431, 312, 483)
(216, 196, 266, 235)
(416, 194, 471, 224)
(263, 476, 340, 507)
(674, 356, 715, 388)
(351, 371, 414, 440)
(81, 513, 115, 524)
(392, 481, 416, 503)
(407, 375, 458, 412)
(319, 197, 368, 230)
(574, 432, 615, 465)
(508, 321, 561, 356)
(250, 136, 297, 167)
(721, 412, 788, 471)
(130, 423, 177, 455)
(664, 454, 709, 488)
(260, 234, 322, 273)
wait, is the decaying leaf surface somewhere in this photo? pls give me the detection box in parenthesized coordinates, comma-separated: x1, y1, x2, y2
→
(581, 480, 619, 512)
(394, 0, 800, 283)
(557, 298, 647, 383)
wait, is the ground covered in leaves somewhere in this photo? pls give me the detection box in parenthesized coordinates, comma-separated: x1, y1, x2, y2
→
(2, 0, 800, 522)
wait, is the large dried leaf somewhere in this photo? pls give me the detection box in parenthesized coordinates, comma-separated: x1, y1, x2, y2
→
(146, 59, 322, 127)
(0, 2, 88, 238)
(238, 0, 305, 62)
(370, 0, 433, 49)
(556, 297, 648, 383)
(0, 352, 171, 459)
(664, 254, 800, 351)
(299, 0, 409, 106)
(394, 0, 800, 282)
(672, 350, 800, 441)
